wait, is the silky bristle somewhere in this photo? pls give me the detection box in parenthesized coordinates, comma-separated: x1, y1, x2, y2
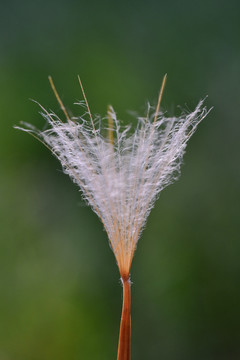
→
(17, 94, 209, 275)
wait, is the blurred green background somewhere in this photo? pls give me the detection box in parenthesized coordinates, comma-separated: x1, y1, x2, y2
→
(1, 0, 240, 359)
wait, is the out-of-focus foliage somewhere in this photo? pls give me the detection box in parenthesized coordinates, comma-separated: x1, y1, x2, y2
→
(0, 0, 240, 359)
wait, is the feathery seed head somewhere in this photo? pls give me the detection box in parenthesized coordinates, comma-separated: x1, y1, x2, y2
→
(16, 77, 209, 278)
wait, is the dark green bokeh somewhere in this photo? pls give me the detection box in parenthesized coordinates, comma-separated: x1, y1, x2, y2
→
(1, 0, 240, 359)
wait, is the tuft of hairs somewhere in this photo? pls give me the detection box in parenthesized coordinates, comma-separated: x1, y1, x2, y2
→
(16, 77, 209, 278)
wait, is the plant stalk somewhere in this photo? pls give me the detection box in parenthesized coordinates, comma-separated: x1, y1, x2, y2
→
(117, 277, 131, 360)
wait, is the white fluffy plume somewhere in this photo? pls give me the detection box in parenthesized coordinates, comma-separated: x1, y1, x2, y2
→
(16, 77, 209, 277)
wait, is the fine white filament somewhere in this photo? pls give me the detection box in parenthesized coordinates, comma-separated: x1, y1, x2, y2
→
(16, 79, 209, 276)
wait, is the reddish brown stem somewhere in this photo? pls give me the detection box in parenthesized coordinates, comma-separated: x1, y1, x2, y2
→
(117, 277, 131, 360)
